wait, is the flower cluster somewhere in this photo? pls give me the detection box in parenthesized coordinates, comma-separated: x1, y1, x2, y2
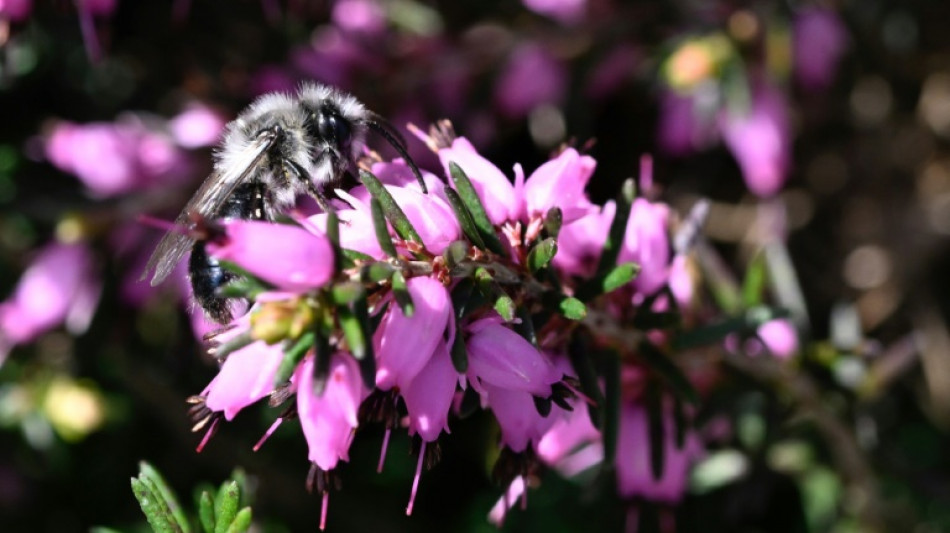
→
(181, 123, 733, 529)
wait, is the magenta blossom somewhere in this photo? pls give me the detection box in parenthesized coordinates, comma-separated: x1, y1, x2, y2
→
(483, 383, 558, 453)
(331, 0, 386, 35)
(203, 333, 285, 421)
(616, 401, 701, 502)
(169, 105, 226, 149)
(494, 43, 567, 119)
(520, 147, 597, 224)
(619, 198, 671, 296)
(0, 242, 100, 362)
(296, 353, 364, 472)
(553, 201, 616, 277)
(207, 220, 335, 292)
(719, 82, 791, 197)
(0, 0, 31, 21)
(794, 7, 848, 92)
(374, 276, 452, 391)
(466, 319, 560, 397)
(522, 0, 585, 25)
(402, 341, 459, 442)
(439, 137, 517, 225)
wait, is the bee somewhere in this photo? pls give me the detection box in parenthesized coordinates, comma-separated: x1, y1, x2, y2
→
(143, 83, 425, 323)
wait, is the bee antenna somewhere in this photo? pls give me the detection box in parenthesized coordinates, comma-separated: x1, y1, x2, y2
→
(365, 116, 428, 194)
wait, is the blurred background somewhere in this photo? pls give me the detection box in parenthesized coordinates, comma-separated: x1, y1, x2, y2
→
(2, 0, 950, 531)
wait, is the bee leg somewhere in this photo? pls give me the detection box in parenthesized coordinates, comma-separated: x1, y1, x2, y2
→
(286, 158, 335, 214)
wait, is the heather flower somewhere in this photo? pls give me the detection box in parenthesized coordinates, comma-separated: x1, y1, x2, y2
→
(0, 242, 100, 363)
(522, 0, 585, 25)
(521, 147, 597, 224)
(483, 383, 557, 453)
(374, 276, 452, 391)
(552, 201, 615, 277)
(401, 340, 458, 442)
(754, 318, 799, 360)
(202, 332, 285, 421)
(466, 319, 560, 398)
(206, 220, 335, 292)
(719, 82, 791, 197)
(169, 105, 227, 149)
(296, 353, 364, 472)
(619, 198, 672, 296)
(616, 401, 700, 502)
(438, 137, 517, 225)
(793, 7, 848, 91)
(331, 0, 386, 35)
(494, 43, 567, 119)
(0, 0, 30, 21)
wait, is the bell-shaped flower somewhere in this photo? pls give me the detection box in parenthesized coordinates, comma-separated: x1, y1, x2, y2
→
(385, 185, 460, 255)
(756, 319, 799, 360)
(483, 383, 558, 453)
(522, 148, 597, 224)
(466, 320, 560, 397)
(522, 0, 585, 25)
(494, 43, 567, 119)
(203, 335, 283, 421)
(438, 137, 517, 225)
(207, 220, 335, 292)
(402, 341, 459, 442)
(0, 0, 31, 21)
(618, 198, 671, 296)
(536, 401, 601, 466)
(310, 194, 385, 260)
(553, 201, 616, 277)
(169, 105, 226, 149)
(374, 276, 452, 391)
(296, 353, 363, 472)
(1, 242, 100, 361)
(719, 82, 791, 198)
(615, 401, 701, 503)
(794, 7, 848, 92)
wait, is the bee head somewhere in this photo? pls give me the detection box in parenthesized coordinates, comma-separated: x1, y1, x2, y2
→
(303, 103, 352, 151)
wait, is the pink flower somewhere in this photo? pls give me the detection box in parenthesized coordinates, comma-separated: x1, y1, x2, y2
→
(466, 320, 559, 397)
(794, 7, 848, 91)
(332, 0, 386, 35)
(401, 341, 459, 442)
(756, 319, 798, 360)
(657, 90, 718, 157)
(483, 383, 556, 452)
(536, 401, 600, 466)
(0, 242, 100, 362)
(719, 82, 791, 197)
(439, 137, 517, 225)
(619, 198, 671, 296)
(0, 0, 31, 21)
(521, 148, 597, 224)
(374, 276, 452, 390)
(296, 353, 364, 471)
(552, 201, 615, 277)
(494, 43, 567, 119)
(207, 220, 335, 292)
(169, 105, 226, 149)
(203, 336, 284, 421)
(616, 401, 700, 503)
(384, 185, 460, 255)
(522, 0, 585, 25)
(668, 255, 694, 309)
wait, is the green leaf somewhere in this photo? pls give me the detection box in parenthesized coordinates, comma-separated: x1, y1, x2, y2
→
(559, 297, 587, 321)
(526, 238, 558, 273)
(312, 324, 332, 396)
(213, 481, 240, 533)
(361, 170, 423, 245)
(742, 252, 768, 308)
(274, 332, 314, 386)
(633, 311, 682, 330)
(494, 295, 516, 322)
(131, 477, 181, 533)
(543, 207, 563, 239)
(342, 248, 374, 263)
(330, 281, 363, 306)
(447, 162, 506, 256)
(595, 178, 635, 275)
(442, 240, 470, 269)
(198, 491, 215, 533)
(443, 186, 487, 249)
(223, 507, 252, 533)
(325, 208, 344, 270)
(138, 462, 189, 533)
(450, 278, 481, 320)
(450, 316, 469, 373)
(391, 270, 414, 317)
(602, 262, 640, 293)
(370, 198, 398, 258)
(637, 341, 698, 404)
(351, 295, 377, 388)
(362, 261, 395, 283)
(217, 260, 276, 291)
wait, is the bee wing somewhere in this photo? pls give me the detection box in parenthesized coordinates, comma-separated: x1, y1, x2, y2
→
(143, 130, 279, 286)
